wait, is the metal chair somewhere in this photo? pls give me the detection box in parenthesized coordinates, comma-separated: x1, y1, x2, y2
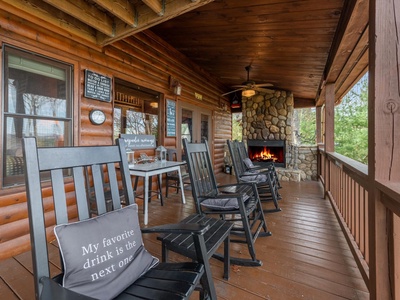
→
(183, 138, 271, 266)
(22, 137, 217, 300)
(227, 140, 282, 213)
(165, 148, 190, 198)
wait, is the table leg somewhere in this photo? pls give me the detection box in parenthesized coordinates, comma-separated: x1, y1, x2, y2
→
(144, 175, 149, 225)
(177, 167, 186, 204)
(157, 174, 164, 205)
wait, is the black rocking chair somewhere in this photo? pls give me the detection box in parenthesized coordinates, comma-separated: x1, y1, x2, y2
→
(22, 137, 217, 300)
(236, 140, 282, 190)
(182, 139, 271, 266)
(228, 140, 282, 213)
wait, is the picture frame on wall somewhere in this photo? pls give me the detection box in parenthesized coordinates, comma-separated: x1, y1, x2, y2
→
(84, 69, 112, 102)
(166, 99, 176, 137)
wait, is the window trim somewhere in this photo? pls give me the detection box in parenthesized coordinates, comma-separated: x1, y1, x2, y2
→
(1, 45, 74, 188)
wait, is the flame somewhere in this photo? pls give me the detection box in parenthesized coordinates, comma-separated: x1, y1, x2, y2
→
(252, 147, 277, 161)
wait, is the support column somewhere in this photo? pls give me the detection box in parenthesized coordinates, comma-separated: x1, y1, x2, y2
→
(323, 83, 335, 195)
(369, 0, 400, 298)
(316, 106, 322, 144)
(324, 83, 335, 153)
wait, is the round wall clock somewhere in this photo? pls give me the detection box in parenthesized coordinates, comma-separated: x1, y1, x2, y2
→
(89, 109, 106, 125)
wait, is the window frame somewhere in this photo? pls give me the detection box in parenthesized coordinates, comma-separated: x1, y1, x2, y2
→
(1, 45, 74, 188)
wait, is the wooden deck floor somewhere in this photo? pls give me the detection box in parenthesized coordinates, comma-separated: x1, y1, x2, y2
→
(0, 175, 369, 299)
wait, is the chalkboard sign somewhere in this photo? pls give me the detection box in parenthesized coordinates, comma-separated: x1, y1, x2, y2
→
(166, 99, 176, 137)
(120, 134, 156, 150)
(84, 70, 112, 102)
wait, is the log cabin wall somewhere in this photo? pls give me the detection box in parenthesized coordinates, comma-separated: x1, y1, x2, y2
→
(0, 10, 232, 260)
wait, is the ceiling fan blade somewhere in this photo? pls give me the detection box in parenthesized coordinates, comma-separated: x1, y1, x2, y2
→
(221, 88, 244, 96)
(254, 83, 273, 87)
(255, 87, 274, 93)
(231, 85, 247, 88)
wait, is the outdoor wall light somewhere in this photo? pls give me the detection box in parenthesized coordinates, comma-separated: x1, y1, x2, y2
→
(169, 76, 182, 96)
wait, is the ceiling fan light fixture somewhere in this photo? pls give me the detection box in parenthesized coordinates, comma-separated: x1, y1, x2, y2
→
(242, 89, 256, 97)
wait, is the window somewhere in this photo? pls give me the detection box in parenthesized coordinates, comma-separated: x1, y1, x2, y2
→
(2, 46, 73, 187)
(113, 79, 159, 143)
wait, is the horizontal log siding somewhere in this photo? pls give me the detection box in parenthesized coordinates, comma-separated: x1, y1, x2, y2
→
(214, 110, 232, 174)
(0, 11, 231, 260)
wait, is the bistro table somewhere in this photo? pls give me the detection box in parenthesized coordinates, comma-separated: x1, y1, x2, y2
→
(129, 160, 187, 225)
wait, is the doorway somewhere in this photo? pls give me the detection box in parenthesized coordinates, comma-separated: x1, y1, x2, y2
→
(178, 103, 212, 159)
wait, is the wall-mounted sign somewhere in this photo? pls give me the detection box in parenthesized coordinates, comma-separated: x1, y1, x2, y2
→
(84, 70, 112, 102)
(166, 99, 176, 137)
(120, 134, 156, 151)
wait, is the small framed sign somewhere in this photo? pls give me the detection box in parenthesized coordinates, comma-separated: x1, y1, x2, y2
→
(120, 134, 156, 151)
(84, 70, 112, 102)
(166, 99, 176, 137)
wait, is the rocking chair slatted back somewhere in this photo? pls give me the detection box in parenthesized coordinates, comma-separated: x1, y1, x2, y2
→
(23, 137, 214, 300)
(183, 138, 272, 266)
(227, 140, 282, 213)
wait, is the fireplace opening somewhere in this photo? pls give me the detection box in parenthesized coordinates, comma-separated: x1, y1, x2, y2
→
(247, 140, 286, 168)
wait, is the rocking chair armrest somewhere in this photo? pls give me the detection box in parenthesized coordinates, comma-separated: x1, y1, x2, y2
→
(39, 277, 96, 300)
(239, 173, 262, 179)
(204, 193, 245, 200)
(141, 223, 210, 236)
(217, 182, 257, 189)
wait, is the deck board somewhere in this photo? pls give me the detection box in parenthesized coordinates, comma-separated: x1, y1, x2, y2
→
(0, 176, 369, 299)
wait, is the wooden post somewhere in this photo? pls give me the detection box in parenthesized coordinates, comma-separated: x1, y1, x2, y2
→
(316, 106, 322, 144)
(369, 0, 400, 298)
(323, 83, 335, 197)
(324, 83, 335, 153)
(316, 106, 322, 178)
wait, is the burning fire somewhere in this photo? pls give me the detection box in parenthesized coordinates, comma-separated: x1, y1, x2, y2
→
(252, 147, 277, 162)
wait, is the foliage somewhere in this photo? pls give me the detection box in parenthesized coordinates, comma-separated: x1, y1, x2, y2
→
(232, 112, 243, 141)
(293, 108, 316, 145)
(334, 74, 368, 164)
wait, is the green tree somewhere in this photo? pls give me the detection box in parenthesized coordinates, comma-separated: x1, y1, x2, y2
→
(232, 112, 242, 141)
(334, 74, 368, 164)
(294, 108, 316, 145)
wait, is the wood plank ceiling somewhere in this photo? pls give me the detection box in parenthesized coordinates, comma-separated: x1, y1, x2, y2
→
(0, 0, 369, 107)
(151, 0, 369, 107)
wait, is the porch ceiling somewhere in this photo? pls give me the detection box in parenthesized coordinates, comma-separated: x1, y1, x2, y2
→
(0, 0, 369, 107)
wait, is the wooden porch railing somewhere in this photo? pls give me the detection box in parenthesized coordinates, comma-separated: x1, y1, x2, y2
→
(318, 147, 400, 297)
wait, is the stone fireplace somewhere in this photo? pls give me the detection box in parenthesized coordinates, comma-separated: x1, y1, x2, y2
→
(242, 90, 294, 165)
(241, 91, 317, 181)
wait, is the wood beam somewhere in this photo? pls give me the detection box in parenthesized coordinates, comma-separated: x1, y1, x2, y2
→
(98, 0, 214, 46)
(316, 0, 368, 107)
(43, 0, 114, 37)
(142, 0, 164, 16)
(0, 0, 98, 44)
(93, 0, 137, 26)
(293, 97, 315, 108)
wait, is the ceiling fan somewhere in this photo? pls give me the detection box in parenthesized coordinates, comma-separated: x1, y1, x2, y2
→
(221, 65, 274, 97)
